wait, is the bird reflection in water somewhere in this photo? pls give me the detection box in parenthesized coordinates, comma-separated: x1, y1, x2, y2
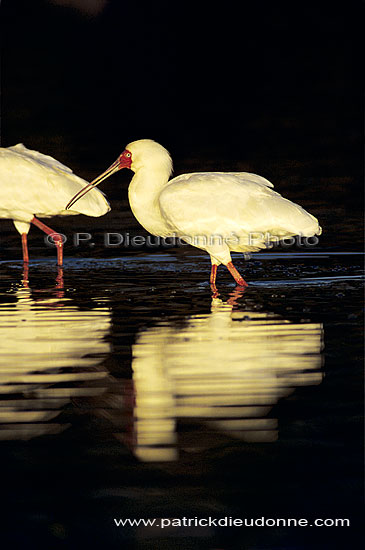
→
(119, 289, 323, 461)
(0, 274, 111, 440)
(21, 263, 64, 298)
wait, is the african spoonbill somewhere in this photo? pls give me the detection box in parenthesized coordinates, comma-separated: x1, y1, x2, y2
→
(0, 144, 110, 265)
(66, 139, 321, 285)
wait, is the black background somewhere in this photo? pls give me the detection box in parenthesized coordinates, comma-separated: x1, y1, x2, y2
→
(1, 0, 363, 166)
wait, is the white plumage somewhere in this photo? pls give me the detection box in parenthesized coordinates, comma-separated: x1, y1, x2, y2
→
(66, 139, 321, 285)
(0, 144, 110, 264)
(158, 172, 319, 253)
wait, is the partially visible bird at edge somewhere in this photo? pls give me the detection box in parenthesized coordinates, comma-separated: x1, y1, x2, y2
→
(66, 139, 321, 288)
(0, 144, 110, 267)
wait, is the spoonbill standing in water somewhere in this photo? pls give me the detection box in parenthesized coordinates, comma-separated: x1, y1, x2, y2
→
(66, 139, 321, 286)
(0, 144, 110, 265)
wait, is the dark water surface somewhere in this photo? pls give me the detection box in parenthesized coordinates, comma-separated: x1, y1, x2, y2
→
(0, 252, 363, 549)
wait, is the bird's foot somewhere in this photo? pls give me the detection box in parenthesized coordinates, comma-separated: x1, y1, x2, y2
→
(226, 261, 248, 287)
(55, 267, 64, 289)
(22, 262, 30, 288)
(210, 282, 219, 298)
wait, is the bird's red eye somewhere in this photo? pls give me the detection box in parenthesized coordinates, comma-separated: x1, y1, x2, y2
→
(118, 149, 132, 168)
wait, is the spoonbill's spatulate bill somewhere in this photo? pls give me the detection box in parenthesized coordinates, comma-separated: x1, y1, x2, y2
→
(0, 144, 110, 265)
(66, 139, 321, 285)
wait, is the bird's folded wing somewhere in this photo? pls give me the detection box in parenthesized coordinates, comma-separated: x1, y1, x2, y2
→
(9, 144, 74, 174)
(1, 146, 110, 218)
(159, 172, 320, 238)
(159, 172, 277, 236)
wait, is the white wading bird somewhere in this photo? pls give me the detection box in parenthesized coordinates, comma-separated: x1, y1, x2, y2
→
(0, 144, 110, 265)
(66, 139, 321, 286)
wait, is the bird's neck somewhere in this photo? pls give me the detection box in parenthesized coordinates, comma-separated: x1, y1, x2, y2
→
(128, 166, 171, 236)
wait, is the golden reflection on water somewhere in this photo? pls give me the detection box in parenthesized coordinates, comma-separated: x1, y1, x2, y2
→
(127, 294, 324, 461)
(0, 285, 111, 440)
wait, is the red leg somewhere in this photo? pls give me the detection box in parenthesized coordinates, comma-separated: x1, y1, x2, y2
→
(21, 233, 29, 263)
(210, 264, 217, 284)
(210, 264, 219, 297)
(22, 262, 29, 288)
(31, 217, 64, 266)
(55, 267, 64, 289)
(226, 261, 248, 287)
